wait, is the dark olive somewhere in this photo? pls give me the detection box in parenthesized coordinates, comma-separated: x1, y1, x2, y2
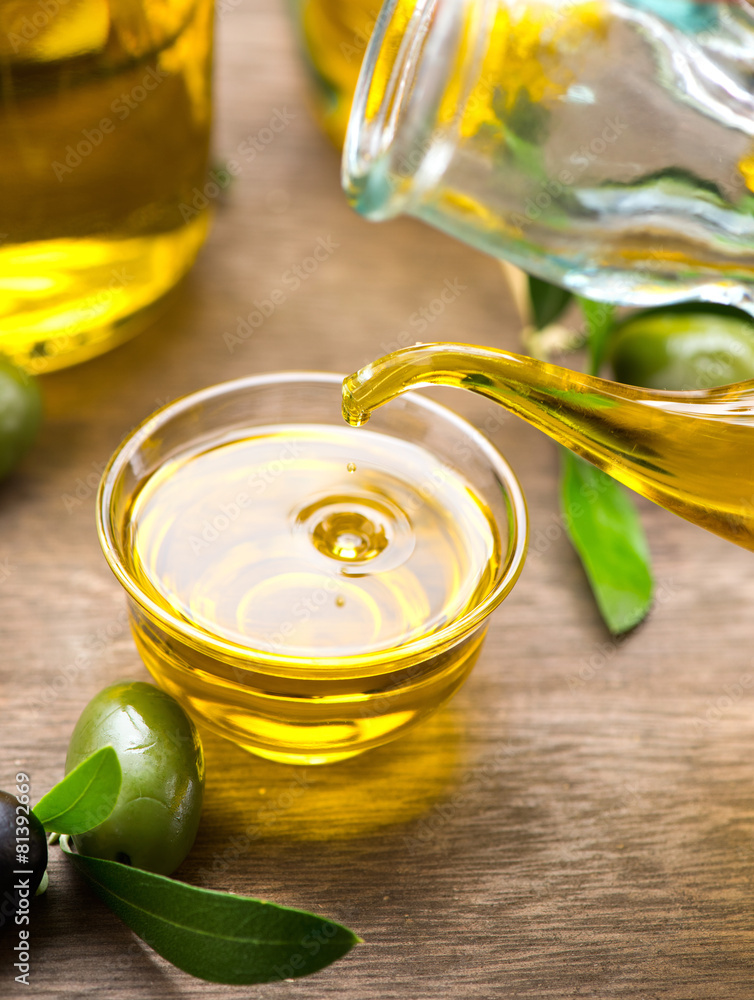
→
(0, 357, 42, 481)
(609, 307, 754, 390)
(0, 791, 47, 927)
(65, 681, 205, 876)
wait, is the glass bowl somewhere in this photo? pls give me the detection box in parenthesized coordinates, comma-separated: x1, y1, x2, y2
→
(97, 372, 527, 764)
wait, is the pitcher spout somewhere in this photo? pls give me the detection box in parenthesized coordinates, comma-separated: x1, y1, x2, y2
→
(343, 343, 754, 551)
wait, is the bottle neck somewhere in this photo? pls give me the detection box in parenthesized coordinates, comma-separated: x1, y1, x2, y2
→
(342, 0, 487, 220)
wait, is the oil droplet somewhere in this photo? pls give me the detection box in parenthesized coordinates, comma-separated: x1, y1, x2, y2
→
(335, 595, 345, 607)
(294, 492, 414, 573)
(311, 510, 388, 562)
(347, 462, 357, 473)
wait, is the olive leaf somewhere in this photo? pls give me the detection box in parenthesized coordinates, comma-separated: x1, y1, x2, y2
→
(33, 746, 121, 836)
(560, 450, 654, 635)
(60, 837, 361, 984)
(528, 275, 572, 330)
(577, 296, 615, 377)
(532, 288, 654, 634)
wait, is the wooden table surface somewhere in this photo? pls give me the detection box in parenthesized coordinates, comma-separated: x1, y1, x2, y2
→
(4, 2, 754, 997)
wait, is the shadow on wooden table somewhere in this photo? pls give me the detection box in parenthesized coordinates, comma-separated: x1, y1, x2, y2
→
(195, 701, 472, 852)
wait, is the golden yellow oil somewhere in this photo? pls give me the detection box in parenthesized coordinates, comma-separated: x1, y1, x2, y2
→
(0, 0, 213, 371)
(294, 0, 379, 146)
(343, 342, 754, 551)
(293, 0, 598, 147)
(121, 423, 501, 763)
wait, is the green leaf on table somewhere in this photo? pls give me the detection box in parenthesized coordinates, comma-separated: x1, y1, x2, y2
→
(528, 275, 573, 330)
(560, 450, 654, 635)
(578, 295, 616, 376)
(60, 838, 361, 984)
(34, 746, 121, 835)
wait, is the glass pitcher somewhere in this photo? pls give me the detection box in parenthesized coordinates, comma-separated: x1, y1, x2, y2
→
(343, 0, 754, 312)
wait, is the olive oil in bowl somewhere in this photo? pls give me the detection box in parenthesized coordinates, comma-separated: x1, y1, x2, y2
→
(98, 375, 527, 764)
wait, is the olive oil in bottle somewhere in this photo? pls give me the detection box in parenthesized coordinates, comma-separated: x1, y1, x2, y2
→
(0, 0, 213, 371)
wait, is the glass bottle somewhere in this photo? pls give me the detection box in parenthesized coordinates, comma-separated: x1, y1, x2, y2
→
(290, 0, 380, 147)
(0, 0, 214, 372)
(343, 0, 754, 312)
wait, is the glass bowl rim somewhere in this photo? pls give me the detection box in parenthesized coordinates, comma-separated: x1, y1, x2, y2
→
(96, 371, 528, 676)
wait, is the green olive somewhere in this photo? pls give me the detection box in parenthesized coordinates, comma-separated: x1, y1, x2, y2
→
(65, 681, 205, 875)
(609, 307, 754, 390)
(0, 357, 41, 481)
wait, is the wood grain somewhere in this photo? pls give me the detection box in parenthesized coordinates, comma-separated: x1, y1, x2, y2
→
(3, 1, 754, 996)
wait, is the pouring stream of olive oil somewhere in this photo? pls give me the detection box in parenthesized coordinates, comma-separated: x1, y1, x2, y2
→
(342, 343, 754, 551)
